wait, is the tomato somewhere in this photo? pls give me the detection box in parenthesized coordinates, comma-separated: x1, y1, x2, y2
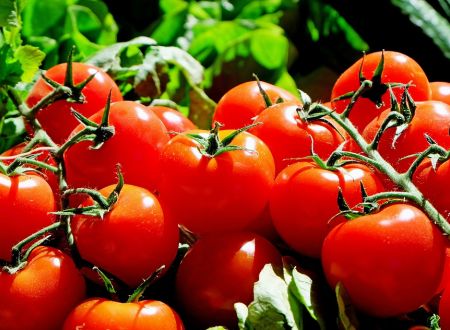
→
(158, 129, 275, 235)
(175, 231, 282, 329)
(148, 106, 197, 137)
(64, 101, 170, 194)
(413, 157, 450, 220)
(26, 62, 123, 144)
(331, 51, 431, 131)
(0, 173, 56, 261)
(270, 161, 384, 258)
(71, 184, 179, 287)
(249, 102, 348, 174)
(322, 203, 446, 317)
(212, 80, 301, 130)
(440, 279, 450, 330)
(0, 246, 86, 330)
(362, 100, 450, 172)
(430, 81, 450, 105)
(63, 298, 184, 330)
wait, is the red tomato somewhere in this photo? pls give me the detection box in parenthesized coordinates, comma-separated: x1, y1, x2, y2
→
(430, 81, 450, 105)
(158, 129, 275, 235)
(26, 62, 123, 144)
(322, 204, 446, 317)
(175, 232, 282, 329)
(0, 173, 56, 261)
(270, 161, 385, 258)
(331, 51, 431, 131)
(148, 106, 196, 137)
(0, 246, 86, 330)
(64, 101, 170, 194)
(362, 100, 450, 172)
(212, 80, 301, 129)
(413, 157, 450, 220)
(71, 184, 179, 287)
(249, 102, 348, 174)
(440, 279, 450, 330)
(63, 298, 184, 330)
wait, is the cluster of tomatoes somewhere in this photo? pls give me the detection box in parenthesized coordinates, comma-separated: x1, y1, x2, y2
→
(1, 50, 450, 330)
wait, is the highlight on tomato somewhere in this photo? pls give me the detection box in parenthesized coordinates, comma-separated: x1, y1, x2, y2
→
(148, 105, 197, 137)
(430, 81, 450, 105)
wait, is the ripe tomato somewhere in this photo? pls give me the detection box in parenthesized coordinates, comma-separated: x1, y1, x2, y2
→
(322, 203, 446, 317)
(439, 278, 450, 330)
(63, 298, 185, 330)
(212, 80, 301, 130)
(148, 105, 196, 137)
(430, 81, 450, 105)
(0, 246, 86, 330)
(175, 231, 282, 329)
(26, 62, 123, 144)
(0, 173, 56, 261)
(270, 161, 385, 258)
(331, 51, 431, 131)
(71, 184, 179, 287)
(64, 101, 170, 194)
(249, 102, 348, 174)
(158, 129, 275, 235)
(362, 100, 450, 172)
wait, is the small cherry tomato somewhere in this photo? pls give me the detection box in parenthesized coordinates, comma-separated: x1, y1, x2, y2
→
(148, 105, 196, 137)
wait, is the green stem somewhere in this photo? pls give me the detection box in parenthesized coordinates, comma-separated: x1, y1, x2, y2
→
(127, 265, 165, 303)
(341, 80, 373, 119)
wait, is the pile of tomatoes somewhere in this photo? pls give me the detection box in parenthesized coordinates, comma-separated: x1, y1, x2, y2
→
(1, 50, 450, 330)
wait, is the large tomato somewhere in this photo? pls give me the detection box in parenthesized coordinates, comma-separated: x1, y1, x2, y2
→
(212, 80, 301, 130)
(362, 100, 450, 172)
(158, 129, 275, 235)
(270, 161, 385, 258)
(175, 231, 282, 329)
(64, 101, 170, 194)
(430, 81, 450, 105)
(0, 173, 56, 261)
(71, 184, 179, 287)
(439, 277, 450, 330)
(322, 203, 446, 317)
(0, 246, 86, 330)
(331, 51, 431, 131)
(249, 101, 348, 174)
(63, 298, 184, 330)
(26, 62, 123, 144)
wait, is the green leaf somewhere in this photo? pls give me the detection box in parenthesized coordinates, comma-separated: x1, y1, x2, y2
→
(250, 29, 288, 70)
(22, 0, 68, 37)
(14, 44, 45, 82)
(0, 44, 23, 86)
(235, 302, 252, 330)
(336, 283, 359, 330)
(391, 0, 450, 59)
(0, 0, 18, 28)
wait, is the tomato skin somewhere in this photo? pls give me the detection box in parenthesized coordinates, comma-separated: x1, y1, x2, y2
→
(26, 62, 123, 144)
(158, 130, 275, 235)
(331, 51, 431, 131)
(64, 101, 170, 194)
(430, 81, 450, 105)
(322, 204, 446, 317)
(0, 173, 56, 261)
(212, 80, 301, 130)
(63, 298, 185, 330)
(71, 184, 179, 287)
(270, 161, 384, 258)
(362, 101, 450, 172)
(175, 232, 282, 329)
(249, 102, 347, 174)
(0, 246, 86, 330)
(148, 106, 196, 137)
(440, 280, 450, 330)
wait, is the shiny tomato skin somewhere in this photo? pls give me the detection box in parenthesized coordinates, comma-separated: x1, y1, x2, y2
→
(26, 62, 123, 144)
(148, 106, 196, 137)
(270, 161, 385, 258)
(158, 130, 275, 236)
(0, 246, 86, 330)
(430, 81, 450, 105)
(322, 204, 446, 317)
(63, 298, 185, 330)
(64, 101, 170, 194)
(440, 280, 450, 330)
(175, 231, 282, 329)
(362, 100, 450, 172)
(212, 80, 301, 130)
(71, 184, 179, 287)
(0, 173, 56, 261)
(331, 51, 431, 131)
(249, 102, 347, 174)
